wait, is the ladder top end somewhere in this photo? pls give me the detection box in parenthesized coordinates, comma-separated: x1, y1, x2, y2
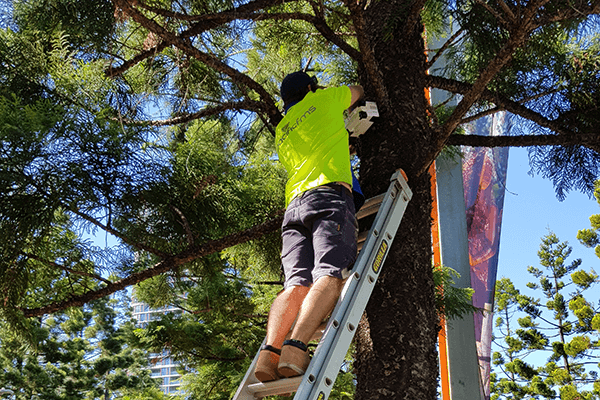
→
(399, 169, 408, 182)
(391, 169, 408, 183)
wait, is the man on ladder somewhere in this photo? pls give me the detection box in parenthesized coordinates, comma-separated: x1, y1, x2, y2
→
(255, 71, 365, 383)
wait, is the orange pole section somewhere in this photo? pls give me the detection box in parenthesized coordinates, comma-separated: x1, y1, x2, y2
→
(424, 57, 451, 399)
(431, 161, 451, 400)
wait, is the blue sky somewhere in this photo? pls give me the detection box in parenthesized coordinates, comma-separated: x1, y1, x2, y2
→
(490, 146, 600, 391)
(497, 147, 600, 286)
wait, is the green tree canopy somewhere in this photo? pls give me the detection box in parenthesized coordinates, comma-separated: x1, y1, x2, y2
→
(0, 294, 162, 400)
(491, 233, 600, 400)
(1, 0, 600, 398)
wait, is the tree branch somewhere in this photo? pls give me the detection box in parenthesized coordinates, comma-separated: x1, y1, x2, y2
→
(417, 0, 552, 177)
(106, 0, 298, 77)
(200, 11, 361, 60)
(304, 14, 361, 60)
(108, 0, 361, 126)
(22, 252, 112, 285)
(446, 133, 600, 148)
(169, 205, 195, 246)
(474, 0, 511, 27)
(111, 0, 283, 125)
(460, 106, 502, 125)
(21, 210, 285, 318)
(71, 209, 170, 259)
(425, 75, 575, 137)
(107, 0, 360, 83)
(105, 43, 169, 77)
(139, 0, 299, 22)
(425, 28, 465, 71)
(117, 100, 266, 126)
(497, 0, 517, 23)
(534, 1, 600, 27)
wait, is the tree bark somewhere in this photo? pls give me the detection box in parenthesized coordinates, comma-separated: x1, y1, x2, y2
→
(353, 1, 439, 398)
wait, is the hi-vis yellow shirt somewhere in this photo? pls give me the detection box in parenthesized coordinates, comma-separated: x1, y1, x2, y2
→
(276, 86, 352, 206)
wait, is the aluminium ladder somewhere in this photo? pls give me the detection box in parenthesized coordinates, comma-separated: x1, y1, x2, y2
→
(233, 169, 412, 400)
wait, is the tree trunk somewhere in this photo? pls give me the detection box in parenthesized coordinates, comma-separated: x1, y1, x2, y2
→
(354, 1, 440, 398)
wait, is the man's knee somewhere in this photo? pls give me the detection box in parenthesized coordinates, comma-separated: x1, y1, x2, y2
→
(315, 273, 343, 285)
(281, 284, 311, 299)
(311, 275, 344, 294)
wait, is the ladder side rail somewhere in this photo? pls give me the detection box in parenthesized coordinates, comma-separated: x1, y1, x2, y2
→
(303, 186, 411, 400)
(305, 172, 403, 364)
(232, 171, 411, 400)
(232, 189, 387, 400)
(294, 172, 412, 400)
(232, 338, 265, 400)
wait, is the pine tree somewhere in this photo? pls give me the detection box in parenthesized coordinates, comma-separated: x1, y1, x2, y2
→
(491, 233, 600, 400)
(0, 295, 161, 400)
(1, 0, 599, 398)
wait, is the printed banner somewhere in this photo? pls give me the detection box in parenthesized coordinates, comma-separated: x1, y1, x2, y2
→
(461, 112, 510, 399)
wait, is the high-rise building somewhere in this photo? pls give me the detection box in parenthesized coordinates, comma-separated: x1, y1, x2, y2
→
(131, 299, 183, 395)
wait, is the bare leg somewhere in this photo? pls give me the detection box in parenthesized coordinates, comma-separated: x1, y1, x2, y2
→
(256, 285, 311, 382)
(277, 276, 344, 378)
(289, 275, 344, 344)
(265, 285, 310, 348)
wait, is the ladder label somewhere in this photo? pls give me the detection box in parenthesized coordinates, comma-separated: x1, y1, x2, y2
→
(372, 239, 389, 274)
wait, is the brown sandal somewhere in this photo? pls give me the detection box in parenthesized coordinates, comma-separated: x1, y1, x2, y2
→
(278, 339, 311, 378)
(255, 345, 281, 382)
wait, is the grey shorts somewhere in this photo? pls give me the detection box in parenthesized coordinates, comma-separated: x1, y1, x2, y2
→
(281, 184, 358, 289)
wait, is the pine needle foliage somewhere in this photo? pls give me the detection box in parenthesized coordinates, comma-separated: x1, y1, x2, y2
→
(433, 265, 481, 322)
(446, 4, 600, 200)
(2, 0, 600, 397)
(491, 233, 600, 400)
(0, 295, 160, 400)
(577, 180, 600, 260)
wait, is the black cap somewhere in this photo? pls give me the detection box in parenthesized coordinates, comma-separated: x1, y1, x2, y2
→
(280, 71, 316, 105)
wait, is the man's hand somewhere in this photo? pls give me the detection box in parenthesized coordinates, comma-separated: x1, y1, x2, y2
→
(349, 85, 364, 109)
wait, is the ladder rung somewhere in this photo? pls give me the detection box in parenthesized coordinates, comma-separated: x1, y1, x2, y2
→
(243, 324, 325, 398)
(357, 230, 368, 252)
(356, 193, 385, 220)
(246, 376, 304, 398)
(356, 195, 383, 253)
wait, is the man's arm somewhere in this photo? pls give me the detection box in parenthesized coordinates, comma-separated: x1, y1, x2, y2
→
(349, 85, 364, 109)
